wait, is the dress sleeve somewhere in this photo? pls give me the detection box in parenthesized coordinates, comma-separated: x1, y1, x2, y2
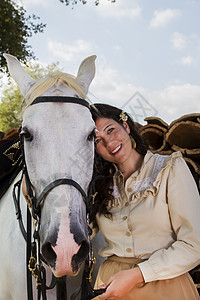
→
(138, 156, 200, 282)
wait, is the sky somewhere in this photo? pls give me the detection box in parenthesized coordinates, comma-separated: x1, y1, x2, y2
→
(7, 0, 200, 124)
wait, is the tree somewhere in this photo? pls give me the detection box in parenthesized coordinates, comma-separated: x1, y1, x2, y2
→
(0, 0, 46, 71)
(59, 0, 116, 6)
(0, 61, 62, 132)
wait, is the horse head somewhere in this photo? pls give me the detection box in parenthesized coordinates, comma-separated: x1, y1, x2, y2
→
(4, 53, 96, 277)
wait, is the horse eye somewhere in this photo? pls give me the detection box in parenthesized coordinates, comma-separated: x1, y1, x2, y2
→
(87, 129, 95, 142)
(20, 127, 33, 141)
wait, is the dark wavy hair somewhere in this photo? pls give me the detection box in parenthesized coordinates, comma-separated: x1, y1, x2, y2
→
(89, 103, 148, 223)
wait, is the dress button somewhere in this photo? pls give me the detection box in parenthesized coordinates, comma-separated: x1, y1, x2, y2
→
(122, 216, 127, 221)
(127, 187, 133, 193)
(126, 248, 132, 253)
(125, 202, 129, 207)
(126, 232, 131, 237)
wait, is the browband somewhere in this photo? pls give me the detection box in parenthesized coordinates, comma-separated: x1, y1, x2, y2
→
(31, 96, 90, 110)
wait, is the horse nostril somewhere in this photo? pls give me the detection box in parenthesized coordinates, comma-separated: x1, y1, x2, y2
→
(71, 240, 89, 273)
(41, 242, 57, 268)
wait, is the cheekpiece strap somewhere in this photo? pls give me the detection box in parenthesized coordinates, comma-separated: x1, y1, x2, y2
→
(31, 96, 90, 110)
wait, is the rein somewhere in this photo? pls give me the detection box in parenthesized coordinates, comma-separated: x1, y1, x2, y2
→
(13, 96, 105, 299)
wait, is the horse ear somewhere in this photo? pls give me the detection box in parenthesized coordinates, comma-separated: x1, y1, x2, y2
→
(3, 53, 35, 97)
(76, 55, 96, 95)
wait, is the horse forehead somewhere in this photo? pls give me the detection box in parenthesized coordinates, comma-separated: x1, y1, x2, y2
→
(40, 83, 79, 97)
(23, 102, 93, 128)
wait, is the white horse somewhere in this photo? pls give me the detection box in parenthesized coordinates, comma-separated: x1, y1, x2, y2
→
(0, 54, 104, 299)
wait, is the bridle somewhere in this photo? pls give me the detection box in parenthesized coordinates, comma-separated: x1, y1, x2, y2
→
(20, 96, 91, 219)
(13, 96, 105, 299)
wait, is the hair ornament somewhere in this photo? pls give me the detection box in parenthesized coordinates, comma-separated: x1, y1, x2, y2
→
(119, 111, 128, 122)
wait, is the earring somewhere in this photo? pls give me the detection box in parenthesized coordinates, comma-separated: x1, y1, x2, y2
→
(130, 135, 136, 149)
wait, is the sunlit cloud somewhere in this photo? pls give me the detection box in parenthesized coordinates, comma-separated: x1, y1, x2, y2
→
(89, 58, 200, 124)
(94, 0, 142, 19)
(149, 83, 200, 123)
(150, 9, 180, 29)
(171, 32, 187, 49)
(171, 32, 200, 67)
(113, 45, 122, 52)
(180, 55, 195, 66)
(48, 39, 94, 63)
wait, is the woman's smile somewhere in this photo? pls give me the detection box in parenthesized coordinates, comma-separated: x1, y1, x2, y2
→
(111, 144, 122, 155)
(95, 117, 132, 165)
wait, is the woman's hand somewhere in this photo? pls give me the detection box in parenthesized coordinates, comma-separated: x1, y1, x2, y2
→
(98, 266, 144, 299)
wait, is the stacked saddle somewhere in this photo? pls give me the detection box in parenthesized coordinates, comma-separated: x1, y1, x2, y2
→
(0, 128, 22, 198)
(138, 113, 200, 193)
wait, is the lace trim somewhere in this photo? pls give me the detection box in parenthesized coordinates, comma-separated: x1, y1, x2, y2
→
(111, 152, 182, 205)
(133, 155, 167, 194)
(112, 185, 121, 198)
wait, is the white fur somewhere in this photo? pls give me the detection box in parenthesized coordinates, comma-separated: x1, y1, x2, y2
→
(0, 54, 106, 299)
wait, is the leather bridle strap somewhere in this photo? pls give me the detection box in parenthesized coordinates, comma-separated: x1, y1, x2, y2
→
(31, 96, 90, 110)
(35, 178, 88, 212)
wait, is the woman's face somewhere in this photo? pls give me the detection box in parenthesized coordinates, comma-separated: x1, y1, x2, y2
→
(95, 117, 133, 165)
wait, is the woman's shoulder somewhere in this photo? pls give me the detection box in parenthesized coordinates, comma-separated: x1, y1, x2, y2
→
(147, 150, 183, 171)
(147, 150, 193, 192)
(130, 151, 184, 200)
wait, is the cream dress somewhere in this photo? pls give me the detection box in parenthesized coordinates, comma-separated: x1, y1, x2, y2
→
(93, 151, 200, 299)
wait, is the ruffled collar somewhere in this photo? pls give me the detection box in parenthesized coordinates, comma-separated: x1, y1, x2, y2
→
(110, 151, 182, 206)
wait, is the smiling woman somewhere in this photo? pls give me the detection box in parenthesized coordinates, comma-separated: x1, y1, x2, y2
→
(90, 103, 148, 219)
(89, 103, 200, 300)
(94, 117, 143, 181)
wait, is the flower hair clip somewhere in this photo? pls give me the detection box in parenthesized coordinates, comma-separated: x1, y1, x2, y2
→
(119, 111, 128, 122)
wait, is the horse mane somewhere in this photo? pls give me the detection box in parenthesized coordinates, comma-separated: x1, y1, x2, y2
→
(24, 72, 87, 109)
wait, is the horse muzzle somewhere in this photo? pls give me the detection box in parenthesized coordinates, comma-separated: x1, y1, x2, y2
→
(41, 213, 90, 277)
